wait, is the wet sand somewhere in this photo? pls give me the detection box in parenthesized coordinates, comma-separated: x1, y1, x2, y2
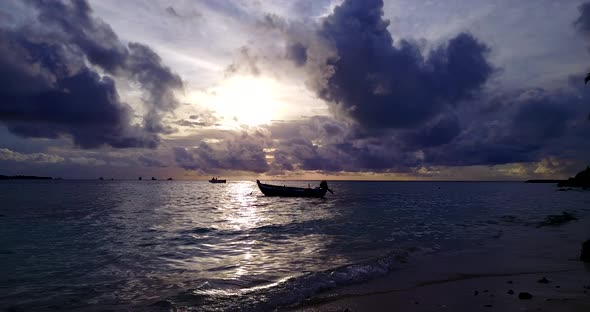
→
(289, 219, 590, 312)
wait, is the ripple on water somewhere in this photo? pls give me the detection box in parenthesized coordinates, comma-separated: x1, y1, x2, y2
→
(2, 181, 588, 311)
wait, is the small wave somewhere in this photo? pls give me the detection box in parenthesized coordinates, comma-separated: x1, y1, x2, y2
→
(189, 227, 215, 234)
(177, 219, 327, 239)
(498, 211, 582, 228)
(536, 211, 578, 227)
(168, 250, 410, 311)
(206, 264, 240, 272)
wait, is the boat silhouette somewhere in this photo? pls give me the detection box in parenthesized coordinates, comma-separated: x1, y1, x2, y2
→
(209, 177, 226, 183)
(256, 180, 333, 198)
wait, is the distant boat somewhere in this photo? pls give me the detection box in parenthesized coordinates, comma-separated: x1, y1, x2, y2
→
(151, 177, 157, 181)
(209, 177, 226, 183)
(138, 177, 142, 181)
(167, 178, 173, 181)
(256, 180, 333, 198)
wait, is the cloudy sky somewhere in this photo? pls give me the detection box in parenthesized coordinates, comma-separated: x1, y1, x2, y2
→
(1, 0, 590, 180)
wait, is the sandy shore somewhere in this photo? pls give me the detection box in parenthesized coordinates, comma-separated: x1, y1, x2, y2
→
(288, 219, 590, 312)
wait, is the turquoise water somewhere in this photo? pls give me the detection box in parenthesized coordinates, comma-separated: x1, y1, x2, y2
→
(1, 181, 588, 311)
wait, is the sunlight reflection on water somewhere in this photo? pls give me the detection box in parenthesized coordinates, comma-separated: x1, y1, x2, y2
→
(2, 180, 588, 311)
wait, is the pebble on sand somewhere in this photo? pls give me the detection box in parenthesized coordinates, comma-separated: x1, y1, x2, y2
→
(518, 292, 533, 300)
(537, 277, 550, 284)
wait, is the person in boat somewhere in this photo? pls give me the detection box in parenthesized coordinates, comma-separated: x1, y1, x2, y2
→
(321, 181, 333, 192)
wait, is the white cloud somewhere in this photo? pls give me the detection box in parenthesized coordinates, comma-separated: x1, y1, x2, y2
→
(0, 148, 65, 163)
(69, 157, 107, 166)
(383, 0, 589, 90)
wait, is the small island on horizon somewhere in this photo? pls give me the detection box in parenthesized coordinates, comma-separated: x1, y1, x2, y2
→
(2, 169, 590, 185)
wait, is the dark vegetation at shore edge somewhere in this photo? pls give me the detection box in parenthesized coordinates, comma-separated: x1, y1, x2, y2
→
(557, 167, 590, 188)
(526, 167, 590, 188)
(0, 175, 52, 180)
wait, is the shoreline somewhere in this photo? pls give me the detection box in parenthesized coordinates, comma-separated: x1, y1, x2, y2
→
(291, 269, 589, 312)
(288, 219, 590, 312)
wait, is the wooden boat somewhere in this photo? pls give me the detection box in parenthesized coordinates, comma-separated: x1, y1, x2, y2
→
(209, 177, 226, 183)
(256, 180, 333, 198)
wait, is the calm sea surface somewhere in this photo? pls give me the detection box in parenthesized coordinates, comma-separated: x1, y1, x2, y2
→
(1, 180, 589, 311)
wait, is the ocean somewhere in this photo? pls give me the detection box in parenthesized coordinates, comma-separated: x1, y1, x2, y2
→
(1, 180, 589, 311)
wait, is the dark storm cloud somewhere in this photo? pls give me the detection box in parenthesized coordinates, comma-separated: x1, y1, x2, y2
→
(0, 0, 182, 148)
(138, 155, 167, 168)
(574, 2, 590, 37)
(262, 116, 419, 173)
(402, 8, 590, 171)
(166, 6, 181, 18)
(167, 0, 589, 177)
(264, 118, 356, 173)
(511, 96, 576, 142)
(192, 80, 588, 174)
(25, 0, 124, 71)
(171, 118, 385, 174)
(163, 0, 588, 176)
(173, 132, 269, 173)
(305, 0, 494, 130)
(125, 42, 182, 134)
(404, 115, 462, 149)
(30, 0, 183, 131)
(422, 87, 587, 167)
(171, 82, 587, 175)
(0, 30, 158, 148)
(286, 42, 307, 67)
(175, 108, 220, 128)
(270, 137, 343, 172)
(256, 1, 492, 164)
(238, 0, 589, 176)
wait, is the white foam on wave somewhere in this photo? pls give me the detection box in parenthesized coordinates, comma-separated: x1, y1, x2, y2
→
(173, 250, 412, 311)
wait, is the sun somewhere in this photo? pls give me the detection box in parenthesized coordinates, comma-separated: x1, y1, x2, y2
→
(209, 76, 282, 127)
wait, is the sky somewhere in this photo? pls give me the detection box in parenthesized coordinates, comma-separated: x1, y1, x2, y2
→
(1, 0, 590, 180)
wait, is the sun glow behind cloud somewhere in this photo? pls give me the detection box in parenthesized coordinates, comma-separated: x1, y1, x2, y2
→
(203, 76, 284, 127)
(3, 0, 590, 180)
